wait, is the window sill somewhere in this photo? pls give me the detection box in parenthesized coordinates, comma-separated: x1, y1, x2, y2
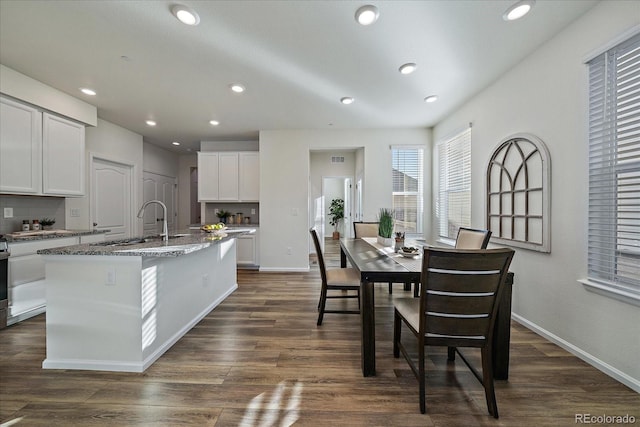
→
(578, 279, 640, 307)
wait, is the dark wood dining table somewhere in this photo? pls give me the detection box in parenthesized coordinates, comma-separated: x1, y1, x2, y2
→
(339, 237, 514, 378)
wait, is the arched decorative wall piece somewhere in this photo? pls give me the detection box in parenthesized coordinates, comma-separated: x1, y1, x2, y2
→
(486, 133, 551, 253)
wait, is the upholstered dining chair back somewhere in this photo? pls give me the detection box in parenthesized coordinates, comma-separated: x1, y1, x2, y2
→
(353, 221, 379, 238)
(455, 227, 492, 249)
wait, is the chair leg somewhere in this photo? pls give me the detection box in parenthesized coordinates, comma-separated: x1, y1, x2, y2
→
(388, 282, 393, 294)
(317, 288, 327, 326)
(447, 346, 456, 361)
(481, 346, 499, 418)
(413, 282, 420, 298)
(419, 341, 426, 414)
(393, 309, 401, 358)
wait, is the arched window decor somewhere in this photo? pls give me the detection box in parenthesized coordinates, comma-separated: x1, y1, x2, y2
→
(486, 133, 551, 253)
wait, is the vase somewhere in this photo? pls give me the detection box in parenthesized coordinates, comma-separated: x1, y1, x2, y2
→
(377, 235, 393, 247)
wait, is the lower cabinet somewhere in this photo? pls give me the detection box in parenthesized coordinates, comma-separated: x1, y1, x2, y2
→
(7, 234, 106, 324)
(236, 230, 259, 268)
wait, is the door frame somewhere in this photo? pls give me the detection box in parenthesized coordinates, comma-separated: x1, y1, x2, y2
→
(89, 152, 138, 237)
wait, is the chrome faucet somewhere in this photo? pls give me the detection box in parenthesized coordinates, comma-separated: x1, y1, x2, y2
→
(137, 200, 168, 242)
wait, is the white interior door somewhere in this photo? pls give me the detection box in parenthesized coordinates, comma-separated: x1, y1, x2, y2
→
(91, 157, 132, 239)
(143, 171, 177, 236)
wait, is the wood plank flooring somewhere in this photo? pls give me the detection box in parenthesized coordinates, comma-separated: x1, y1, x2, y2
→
(1, 239, 638, 426)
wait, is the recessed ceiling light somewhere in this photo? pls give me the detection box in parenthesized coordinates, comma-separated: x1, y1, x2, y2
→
(171, 4, 200, 26)
(340, 97, 354, 105)
(172, 141, 180, 146)
(209, 120, 220, 126)
(503, 0, 535, 21)
(230, 84, 245, 93)
(399, 63, 417, 75)
(80, 88, 96, 96)
(424, 95, 438, 103)
(146, 120, 157, 126)
(355, 5, 379, 26)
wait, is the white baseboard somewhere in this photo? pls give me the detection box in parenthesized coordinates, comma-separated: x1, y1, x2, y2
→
(259, 267, 310, 272)
(512, 314, 640, 393)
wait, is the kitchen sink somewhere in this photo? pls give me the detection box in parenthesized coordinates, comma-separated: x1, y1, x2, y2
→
(90, 234, 192, 247)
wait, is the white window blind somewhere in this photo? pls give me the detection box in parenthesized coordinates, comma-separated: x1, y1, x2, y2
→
(587, 32, 640, 300)
(436, 128, 471, 240)
(392, 147, 424, 234)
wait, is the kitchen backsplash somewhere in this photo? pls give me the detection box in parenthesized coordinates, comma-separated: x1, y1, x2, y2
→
(203, 203, 259, 225)
(0, 195, 65, 235)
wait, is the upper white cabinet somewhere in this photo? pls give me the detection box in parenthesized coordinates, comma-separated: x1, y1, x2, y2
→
(239, 152, 259, 202)
(42, 113, 85, 196)
(0, 96, 86, 197)
(0, 96, 41, 194)
(198, 151, 259, 202)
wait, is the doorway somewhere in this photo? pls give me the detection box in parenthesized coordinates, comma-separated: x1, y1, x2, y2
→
(90, 156, 134, 239)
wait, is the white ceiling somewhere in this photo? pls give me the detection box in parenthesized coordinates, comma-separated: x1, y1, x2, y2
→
(0, 0, 598, 153)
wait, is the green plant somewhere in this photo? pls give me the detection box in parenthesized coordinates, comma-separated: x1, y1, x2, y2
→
(216, 210, 228, 219)
(328, 198, 345, 231)
(40, 217, 56, 227)
(377, 208, 394, 238)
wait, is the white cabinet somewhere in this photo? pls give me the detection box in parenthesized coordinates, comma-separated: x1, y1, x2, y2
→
(218, 152, 239, 200)
(239, 152, 259, 201)
(197, 151, 259, 202)
(236, 229, 259, 267)
(0, 96, 86, 197)
(0, 96, 41, 194)
(7, 236, 79, 325)
(42, 113, 85, 196)
(197, 152, 220, 201)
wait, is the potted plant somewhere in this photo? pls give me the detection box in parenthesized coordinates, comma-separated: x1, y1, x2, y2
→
(216, 210, 229, 224)
(328, 198, 344, 239)
(40, 217, 56, 230)
(377, 208, 394, 246)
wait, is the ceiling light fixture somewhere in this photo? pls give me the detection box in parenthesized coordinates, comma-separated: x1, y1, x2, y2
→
(172, 141, 180, 146)
(399, 63, 417, 75)
(171, 4, 200, 26)
(80, 88, 96, 96)
(230, 84, 245, 93)
(503, 0, 535, 21)
(146, 120, 157, 126)
(355, 5, 379, 26)
(424, 95, 438, 103)
(209, 120, 220, 126)
(340, 97, 354, 105)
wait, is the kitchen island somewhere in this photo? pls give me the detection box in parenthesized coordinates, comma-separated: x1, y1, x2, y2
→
(37, 230, 254, 372)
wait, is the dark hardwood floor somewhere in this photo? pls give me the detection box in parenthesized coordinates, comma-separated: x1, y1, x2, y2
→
(1, 238, 638, 426)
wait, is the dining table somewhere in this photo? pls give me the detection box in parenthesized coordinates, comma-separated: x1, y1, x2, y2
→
(339, 237, 514, 378)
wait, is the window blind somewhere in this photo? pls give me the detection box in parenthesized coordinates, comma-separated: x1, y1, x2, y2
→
(436, 128, 471, 240)
(392, 147, 424, 233)
(587, 32, 640, 297)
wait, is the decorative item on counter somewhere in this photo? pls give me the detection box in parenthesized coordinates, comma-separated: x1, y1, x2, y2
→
(377, 208, 394, 246)
(40, 218, 56, 230)
(216, 209, 230, 224)
(31, 219, 40, 231)
(244, 216, 250, 224)
(236, 213, 243, 224)
(201, 223, 227, 237)
(22, 220, 30, 231)
(394, 231, 405, 253)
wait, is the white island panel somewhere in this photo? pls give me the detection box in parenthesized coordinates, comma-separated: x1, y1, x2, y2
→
(42, 239, 237, 372)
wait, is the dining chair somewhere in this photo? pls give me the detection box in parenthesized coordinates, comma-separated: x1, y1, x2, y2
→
(455, 227, 492, 249)
(353, 221, 411, 294)
(393, 247, 514, 417)
(309, 228, 361, 326)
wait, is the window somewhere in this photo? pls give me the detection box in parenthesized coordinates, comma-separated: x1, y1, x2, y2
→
(392, 147, 424, 234)
(585, 32, 640, 302)
(436, 128, 471, 241)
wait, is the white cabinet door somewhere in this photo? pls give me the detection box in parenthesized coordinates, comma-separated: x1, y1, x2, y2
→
(239, 152, 259, 201)
(236, 234, 256, 265)
(0, 96, 41, 194)
(197, 152, 219, 201)
(42, 113, 85, 196)
(218, 152, 239, 200)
